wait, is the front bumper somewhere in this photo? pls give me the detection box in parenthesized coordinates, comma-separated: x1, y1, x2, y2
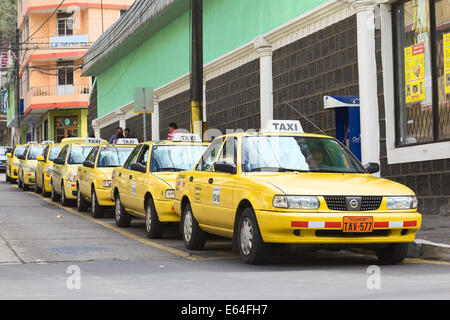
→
(255, 210, 422, 244)
(154, 199, 179, 222)
(95, 188, 115, 207)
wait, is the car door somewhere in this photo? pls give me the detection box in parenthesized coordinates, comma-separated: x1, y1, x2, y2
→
(53, 145, 68, 193)
(37, 145, 49, 187)
(201, 137, 237, 231)
(188, 137, 224, 224)
(80, 147, 98, 197)
(128, 144, 150, 214)
(118, 144, 143, 210)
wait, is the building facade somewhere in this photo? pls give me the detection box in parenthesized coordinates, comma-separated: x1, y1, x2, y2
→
(13, 0, 134, 143)
(84, 0, 450, 216)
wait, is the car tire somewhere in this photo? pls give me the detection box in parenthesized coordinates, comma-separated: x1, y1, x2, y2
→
(77, 185, 89, 212)
(182, 203, 206, 250)
(22, 179, 29, 191)
(145, 197, 163, 239)
(18, 177, 22, 189)
(375, 243, 409, 265)
(91, 188, 104, 218)
(51, 182, 60, 202)
(237, 207, 270, 264)
(60, 182, 71, 207)
(35, 178, 42, 194)
(6, 174, 10, 182)
(42, 175, 50, 197)
(114, 193, 131, 227)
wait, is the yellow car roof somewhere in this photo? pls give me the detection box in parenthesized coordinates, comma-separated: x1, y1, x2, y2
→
(60, 137, 108, 148)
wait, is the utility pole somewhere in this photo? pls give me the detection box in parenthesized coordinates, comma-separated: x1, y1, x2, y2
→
(14, 28, 20, 145)
(190, 0, 203, 139)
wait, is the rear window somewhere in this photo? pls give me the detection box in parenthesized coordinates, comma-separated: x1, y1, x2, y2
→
(68, 146, 94, 164)
(27, 146, 44, 160)
(48, 146, 61, 161)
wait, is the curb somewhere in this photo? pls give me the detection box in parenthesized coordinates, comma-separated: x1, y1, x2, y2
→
(407, 239, 450, 261)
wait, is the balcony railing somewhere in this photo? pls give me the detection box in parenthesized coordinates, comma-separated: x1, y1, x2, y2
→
(31, 84, 91, 97)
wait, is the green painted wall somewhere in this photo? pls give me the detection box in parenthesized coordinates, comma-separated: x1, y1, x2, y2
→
(96, 0, 328, 117)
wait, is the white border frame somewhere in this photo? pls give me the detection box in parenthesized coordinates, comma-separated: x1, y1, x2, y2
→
(380, 3, 450, 164)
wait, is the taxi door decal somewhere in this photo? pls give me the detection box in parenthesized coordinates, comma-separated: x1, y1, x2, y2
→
(212, 186, 221, 205)
(131, 181, 136, 195)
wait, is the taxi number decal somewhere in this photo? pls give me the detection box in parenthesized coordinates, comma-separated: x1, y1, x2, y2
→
(131, 181, 136, 195)
(212, 186, 221, 205)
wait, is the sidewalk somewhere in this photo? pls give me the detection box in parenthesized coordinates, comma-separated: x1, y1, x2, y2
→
(408, 214, 450, 261)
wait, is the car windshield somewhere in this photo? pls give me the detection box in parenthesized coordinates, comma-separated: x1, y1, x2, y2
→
(150, 145, 207, 172)
(68, 146, 94, 164)
(14, 146, 26, 157)
(27, 146, 44, 160)
(241, 136, 365, 173)
(48, 146, 61, 161)
(0, 147, 6, 155)
(97, 147, 134, 167)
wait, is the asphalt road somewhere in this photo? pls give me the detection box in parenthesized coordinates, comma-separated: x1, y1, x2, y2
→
(0, 173, 449, 300)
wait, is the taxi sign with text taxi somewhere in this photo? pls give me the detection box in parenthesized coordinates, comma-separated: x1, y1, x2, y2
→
(263, 120, 304, 133)
(171, 133, 202, 142)
(116, 138, 139, 145)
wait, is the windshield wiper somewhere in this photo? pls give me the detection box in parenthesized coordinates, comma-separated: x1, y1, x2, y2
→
(249, 167, 307, 172)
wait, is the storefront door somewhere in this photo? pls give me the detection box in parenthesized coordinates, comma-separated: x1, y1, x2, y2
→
(55, 116, 78, 142)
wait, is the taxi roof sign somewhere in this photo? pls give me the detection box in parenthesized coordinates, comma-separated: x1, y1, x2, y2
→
(85, 138, 104, 144)
(26, 141, 38, 145)
(171, 133, 202, 142)
(263, 120, 304, 133)
(116, 138, 139, 145)
(41, 140, 54, 145)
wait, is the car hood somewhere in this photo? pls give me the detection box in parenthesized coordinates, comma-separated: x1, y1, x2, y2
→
(246, 172, 414, 196)
(151, 172, 178, 188)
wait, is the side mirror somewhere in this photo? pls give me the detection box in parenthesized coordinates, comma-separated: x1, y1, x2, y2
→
(37, 156, 45, 162)
(17, 154, 25, 160)
(83, 160, 95, 168)
(364, 162, 380, 174)
(53, 157, 64, 165)
(6, 153, 11, 158)
(214, 161, 237, 174)
(130, 163, 147, 173)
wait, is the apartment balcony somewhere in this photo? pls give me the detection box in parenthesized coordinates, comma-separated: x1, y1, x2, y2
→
(24, 84, 91, 118)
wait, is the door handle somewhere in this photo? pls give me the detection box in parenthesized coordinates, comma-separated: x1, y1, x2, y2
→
(208, 178, 213, 184)
(129, 175, 132, 179)
(189, 176, 193, 182)
(118, 172, 121, 177)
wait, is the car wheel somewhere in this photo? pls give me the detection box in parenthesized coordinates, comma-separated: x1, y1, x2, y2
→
(51, 182, 60, 202)
(145, 197, 163, 239)
(114, 193, 131, 227)
(237, 207, 270, 264)
(61, 182, 71, 206)
(35, 178, 42, 194)
(42, 175, 50, 197)
(182, 203, 206, 250)
(375, 243, 409, 265)
(77, 185, 89, 212)
(18, 177, 22, 189)
(91, 188, 104, 218)
(22, 179, 29, 191)
(6, 174, 10, 182)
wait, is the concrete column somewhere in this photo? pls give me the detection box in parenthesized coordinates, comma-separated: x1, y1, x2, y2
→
(151, 96, 159, 141)
(354, 1, 380, 173)
(115, 110, 126, 130)
(92, 120, 101, 139)
(254, 36, 273, 130)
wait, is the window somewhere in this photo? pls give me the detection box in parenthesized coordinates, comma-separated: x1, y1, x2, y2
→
(123, 145, 143, 169)
(393, 0, 450, 146)
(57, 61, 74, 86)
(217, 137, 237, 165)
(57, 12, 73, 36)
(58, 145, 69, 162)
(150, 145, 208, 172)
(48, 146, 61, 161)
(196, 137, 224, 171)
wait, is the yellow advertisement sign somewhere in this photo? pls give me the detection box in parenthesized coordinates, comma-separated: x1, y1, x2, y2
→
(404, 43, 425, 103)
(444, 33, 450, 94)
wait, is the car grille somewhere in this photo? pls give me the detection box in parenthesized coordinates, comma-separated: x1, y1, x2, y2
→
(324, 196, 383, 211)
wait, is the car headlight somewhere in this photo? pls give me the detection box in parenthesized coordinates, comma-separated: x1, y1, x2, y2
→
(46, 166, 53, 174)
(102, 180, 112, 188)
(25, 165, 35, 172)
(68, 171, 77, 182)
(386, 196, 417, 210)
(273, 195, 319, 209)
(165, 189, 175, 199)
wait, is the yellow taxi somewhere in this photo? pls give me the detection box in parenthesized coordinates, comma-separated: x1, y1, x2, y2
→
(111, 133, 209, 238)
(35, 142, 61, 197)
(6, 144, 26, 184)
(76, 139, 138, 218)
(174, 120, 422, 265)
(18, 142, 44, 191)
(51, 137, 107, 206)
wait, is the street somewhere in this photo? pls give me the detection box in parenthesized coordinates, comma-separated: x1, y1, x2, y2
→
(0, 173, 449, 300)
